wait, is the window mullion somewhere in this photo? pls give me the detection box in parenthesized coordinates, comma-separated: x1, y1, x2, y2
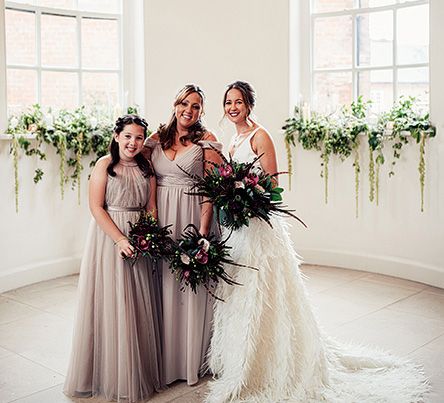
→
(393, 7, 398, 102)
(352, 12, 357, 101)
(36, 8, 41, 105)
(77, 14, 82, 106)
(0, 0, 8, 131)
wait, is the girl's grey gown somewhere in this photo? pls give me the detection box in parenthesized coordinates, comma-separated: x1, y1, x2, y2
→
(64, 160, 164, 402)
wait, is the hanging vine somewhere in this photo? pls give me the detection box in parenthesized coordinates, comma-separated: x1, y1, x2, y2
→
(282, 97, 436, 214)
(6, 104, 138, 212)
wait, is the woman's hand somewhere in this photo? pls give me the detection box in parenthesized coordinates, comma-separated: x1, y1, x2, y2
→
(115, 237, 134, 258)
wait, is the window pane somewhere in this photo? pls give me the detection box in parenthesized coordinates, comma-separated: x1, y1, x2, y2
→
(398, 67, 429, 108)
(314, 16, 352, 69)
(358, 0, 395, 7)
(313, 72, 352, 113)
(312, 0, 353, 13)
(42, 71, 78, 109)
(82, 73, 119, 106)
(41, 14, 77, 67)
(82, 18, 119, 69)
(5, 9, 36, 65)
(78, 0, 121, 13)
(397, 5, 429, 65)
(358, 69, 393, 113)
(7, 69, 38, 115)
(357, 11, 393, 67)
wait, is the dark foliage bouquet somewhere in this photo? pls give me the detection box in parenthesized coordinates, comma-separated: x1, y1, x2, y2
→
(169, 225, 252, 300)
(126, 212, 174, 263)
(183, 146, 306, 230)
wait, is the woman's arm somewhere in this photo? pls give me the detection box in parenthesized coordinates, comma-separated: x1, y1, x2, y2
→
(142, 132, 159, 159)
(147, 174, 157, 220)
(251, 128, 279, 186)
(199, 132, 223, 236)
(89, 156, 134, 257)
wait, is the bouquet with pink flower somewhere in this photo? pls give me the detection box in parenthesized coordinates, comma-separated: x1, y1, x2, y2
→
(169, 224, 250, 299)
(183, 146, 306, 230)
(126, 212, 174, 263)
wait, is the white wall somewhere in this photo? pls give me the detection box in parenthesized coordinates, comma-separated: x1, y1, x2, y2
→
(1, 0, 442, 293)
(0, 145, 91, 292)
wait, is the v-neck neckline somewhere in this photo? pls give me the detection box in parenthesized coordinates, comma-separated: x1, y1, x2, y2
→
(161, 144, 198, 162)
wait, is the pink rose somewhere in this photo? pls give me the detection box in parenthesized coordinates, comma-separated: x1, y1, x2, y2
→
(195, 248, 209, 264)
(244, 173, 259, 186)
(136, 236, 150, 251)
(218, 164, 233, 178)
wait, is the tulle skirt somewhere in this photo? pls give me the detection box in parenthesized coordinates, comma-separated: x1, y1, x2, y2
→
(64, 212, 164, 402)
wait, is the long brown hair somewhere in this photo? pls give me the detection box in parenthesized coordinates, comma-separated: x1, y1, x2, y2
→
(107, 114, 153, 177)
(223, 81, 256, 116)
(158, 84, 207, 150)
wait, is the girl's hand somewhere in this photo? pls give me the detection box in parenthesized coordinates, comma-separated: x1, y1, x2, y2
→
(115, 238, 134, 258)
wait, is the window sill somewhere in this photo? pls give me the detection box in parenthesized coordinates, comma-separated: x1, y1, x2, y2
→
(0, 133, 37, 140)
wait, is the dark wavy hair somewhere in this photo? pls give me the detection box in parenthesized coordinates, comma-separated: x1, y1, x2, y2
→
(107, 114, 154, 177)
(223, 81, 256, 116)
(158, 84, 207, 150)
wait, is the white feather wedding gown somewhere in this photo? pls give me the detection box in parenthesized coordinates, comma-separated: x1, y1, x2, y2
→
(205, 131, 429, 403)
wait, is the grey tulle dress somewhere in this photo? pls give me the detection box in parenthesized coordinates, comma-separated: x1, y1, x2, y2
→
(145, 138, 222, 386)
(63, 160, 164, 402)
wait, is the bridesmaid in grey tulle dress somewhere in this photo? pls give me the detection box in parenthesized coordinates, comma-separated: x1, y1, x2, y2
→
(64, 115, 164, 402)
(144, 84, 222, 386)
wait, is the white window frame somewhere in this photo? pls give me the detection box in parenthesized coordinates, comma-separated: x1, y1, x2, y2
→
(0, 0, 144, 134)
(305, 0, 430, 108)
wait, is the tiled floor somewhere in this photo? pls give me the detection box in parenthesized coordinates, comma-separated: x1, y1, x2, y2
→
(0, 265, 443, 403)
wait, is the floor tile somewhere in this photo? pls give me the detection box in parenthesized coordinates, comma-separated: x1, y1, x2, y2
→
(388, 290, 444, 321)
(360, 272, 428, 292)
(301, 265, 366, 293)
(310, 292, 382, 332)
(0, 311, 73, 375)
(0, 345, 13, 359)
(0, 354, 64, 403)
(330, 308, 444, 356)
(0, 296, 41, 325)
(4, 284, 78, 312)
(322, 277, 421, 309)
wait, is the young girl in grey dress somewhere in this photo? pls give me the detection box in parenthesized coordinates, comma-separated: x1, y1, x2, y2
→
(64, 115, 164, 402)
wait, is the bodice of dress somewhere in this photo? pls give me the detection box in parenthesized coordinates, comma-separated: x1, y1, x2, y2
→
(230, 127, 262, 167)
(145, 138, 222, 187)
(105, 161, 150, 209)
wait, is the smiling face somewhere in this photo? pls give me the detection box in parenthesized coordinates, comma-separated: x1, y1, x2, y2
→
(224, 88, 249, 125)
(114, 123, 145, 161)
(175, 91, 203, 130)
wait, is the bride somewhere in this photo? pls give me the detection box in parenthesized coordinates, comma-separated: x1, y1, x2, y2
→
(205, 81, 429, 403)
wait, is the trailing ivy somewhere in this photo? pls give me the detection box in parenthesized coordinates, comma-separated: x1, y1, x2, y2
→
(283, 97, 436, 214)
(6, 104, 138, 212)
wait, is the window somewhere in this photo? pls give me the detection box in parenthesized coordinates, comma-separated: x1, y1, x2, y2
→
(3, 0, 122, 116)
(310, 0, 429, 113)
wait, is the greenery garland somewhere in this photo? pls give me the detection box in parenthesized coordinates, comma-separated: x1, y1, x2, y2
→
(6, 104, 137, 212)
(283, 96, 436, 214)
